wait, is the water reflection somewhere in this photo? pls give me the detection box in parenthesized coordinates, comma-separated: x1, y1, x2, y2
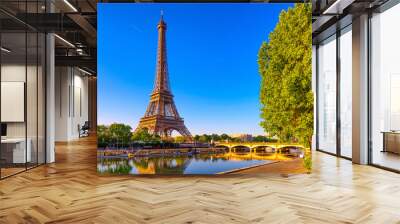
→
(97, 151, 302, 175)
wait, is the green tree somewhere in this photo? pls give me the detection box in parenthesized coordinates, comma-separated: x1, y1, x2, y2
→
(109, 123, 132, 146)
(231, 137, 241, 143)
(194, 135, 201, 142)
(198, 134, 211, 143)
(174, 136, 186, 143)
(253, 135, 267, 142)
(97, 125, 110, 147)
(252, 135, 278, 143)
(131, 128, 161, 143)
(220, 134, 230, 140)
(210, 134, 221, 141)
(258, 4, 313, 147)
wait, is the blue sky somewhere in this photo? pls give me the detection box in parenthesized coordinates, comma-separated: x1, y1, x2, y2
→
(98, 3, 293, 135)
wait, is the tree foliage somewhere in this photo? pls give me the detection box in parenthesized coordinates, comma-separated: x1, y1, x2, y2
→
(109, 123, 132, 146)
(192, 133, 276, 143)
(174, 136, 186, 143)
(97, 125, 110, 147)
(252, 135, 277, 142)
(131, 128, 161, 143)
(258, 4, 313, 147)
(194, 133, 229, 143)
(97, 123, 132, 147)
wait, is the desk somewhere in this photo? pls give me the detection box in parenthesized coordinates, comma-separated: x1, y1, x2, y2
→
(1, 138, 31, 163)
(382, 131, 400, 154)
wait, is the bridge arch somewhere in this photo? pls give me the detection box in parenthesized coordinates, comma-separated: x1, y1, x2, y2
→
(276, 145, 304, 152)
(214, 143, 231, 148)
(275, 146, 305, 158)
(215, 145, 230, 152)
(214, 142, 306, 154)
(252, 145, 276, 153)
(230, 145, 251, 153)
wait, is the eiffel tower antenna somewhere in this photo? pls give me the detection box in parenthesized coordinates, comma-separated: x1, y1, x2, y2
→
(135, 15, 192, 140)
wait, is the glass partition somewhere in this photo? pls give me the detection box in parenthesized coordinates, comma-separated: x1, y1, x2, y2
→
(339, 26, 352, 158)
(370, 3, 400, 171)
(27, 31, 38, 169)
(1, 31, 28, 177)
(317, 35, 337, 154)
(0, 1, 46, 179)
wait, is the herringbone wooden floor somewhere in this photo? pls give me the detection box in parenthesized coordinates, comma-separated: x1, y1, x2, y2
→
(1, 136, 400, 224)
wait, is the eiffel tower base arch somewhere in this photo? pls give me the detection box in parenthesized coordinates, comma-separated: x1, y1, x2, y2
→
(135, 117, 192, 140)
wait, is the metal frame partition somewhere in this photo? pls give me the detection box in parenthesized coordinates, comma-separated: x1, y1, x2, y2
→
(315, 22, 353, 161)
(315, 0, 400, 172)
(0, 1, 48, 180)
(0, 20, 2, 179)
(336, 29, 342, 159)
(367, 0, 400, 173)
(367, 10, 372, 166)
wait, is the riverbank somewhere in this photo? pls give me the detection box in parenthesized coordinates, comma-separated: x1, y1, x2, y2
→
(232, 158, 307, 174)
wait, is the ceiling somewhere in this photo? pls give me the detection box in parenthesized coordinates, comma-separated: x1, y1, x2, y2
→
(0, 0, 97, 75)
(312, 0, 390, 44)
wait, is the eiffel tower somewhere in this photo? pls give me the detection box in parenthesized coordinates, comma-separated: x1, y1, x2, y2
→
(135, 14, 192, 139)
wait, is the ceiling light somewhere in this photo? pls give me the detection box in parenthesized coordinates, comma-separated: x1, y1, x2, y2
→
(323, 0, 341, 14)
(322, 0, 355, 15)
(54, 34, 75, 48)
(78, 67, 93, 76)
(76, 48, 85, 55)
(1, 47, 11, 53)
(63, 0, 78, 12)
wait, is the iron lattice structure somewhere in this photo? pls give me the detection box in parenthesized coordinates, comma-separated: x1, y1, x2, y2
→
(135, 15, 192, 139)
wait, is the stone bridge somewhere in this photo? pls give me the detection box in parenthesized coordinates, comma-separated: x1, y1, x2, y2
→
(214, 142, 306, 153)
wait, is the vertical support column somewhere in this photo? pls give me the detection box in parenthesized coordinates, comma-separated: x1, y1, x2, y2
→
(46, 33, 55, 163)
(336, 30, 341, 157)
(88, 76, 97, 133)
(45, 1, 55, 163)
(352, 14, 369, 164)
(312, 45, 317, 151)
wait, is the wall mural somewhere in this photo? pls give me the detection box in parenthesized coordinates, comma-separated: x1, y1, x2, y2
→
(97, 3, 313, 175)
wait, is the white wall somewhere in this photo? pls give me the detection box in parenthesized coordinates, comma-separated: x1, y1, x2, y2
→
(1, 63, 46, 164)
(1, 65, 26, 141)
(1, 65, 25, 131)
(55, 67, 69, 141)
(55, 67, 89, 141)
(72, 72, 89, 138)
(1, 65, 39, 138)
